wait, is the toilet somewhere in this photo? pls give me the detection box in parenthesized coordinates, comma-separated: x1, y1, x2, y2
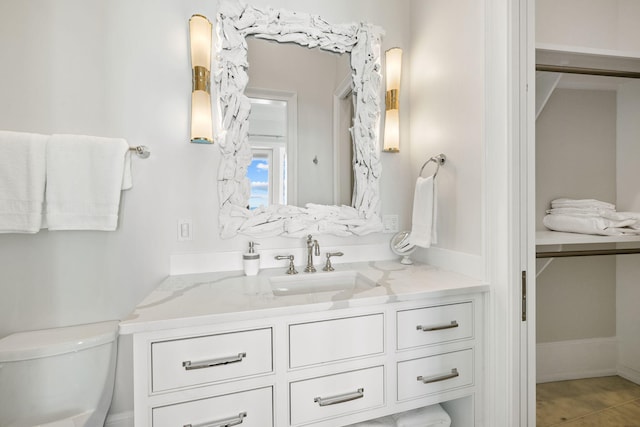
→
(0, 320, 119, 427)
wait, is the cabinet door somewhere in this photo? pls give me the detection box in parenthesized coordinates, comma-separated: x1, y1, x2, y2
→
(289, 314, 384, 368)
(397, 302, 473, 350)
(152, 387, 273, 427)
(151, 328, 272, 392)
(397, 349, 473, 400)
(289, 366, 385, 425)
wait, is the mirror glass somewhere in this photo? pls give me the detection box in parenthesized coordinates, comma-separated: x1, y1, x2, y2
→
(215, 1, 384, 238)
(246, 37, 354, 208)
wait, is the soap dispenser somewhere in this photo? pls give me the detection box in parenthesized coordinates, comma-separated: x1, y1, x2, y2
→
(243, 241, 260, 276)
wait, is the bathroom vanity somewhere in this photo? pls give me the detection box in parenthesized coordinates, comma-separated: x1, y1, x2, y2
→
(120, 261, 488, 426)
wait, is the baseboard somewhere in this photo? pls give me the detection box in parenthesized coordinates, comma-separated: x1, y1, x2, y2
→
(537, 337, 618, 383)
(618, 364, 640, 385)
(105, 411, 134, 427)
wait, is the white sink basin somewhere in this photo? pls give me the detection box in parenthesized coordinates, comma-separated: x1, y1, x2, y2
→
(269, 270, 378, 296)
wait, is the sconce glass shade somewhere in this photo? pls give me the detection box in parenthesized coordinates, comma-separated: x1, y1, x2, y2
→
(189, 14, 213, 144)
(385, 47, 403, 92)
(383, 47, 402, 153)
(191, 90, 213, 144)
(383, 108, 400, 152)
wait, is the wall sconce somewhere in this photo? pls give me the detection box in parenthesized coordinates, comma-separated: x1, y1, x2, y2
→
(189, 14, 213, 144)
(383, 47, 403, 153)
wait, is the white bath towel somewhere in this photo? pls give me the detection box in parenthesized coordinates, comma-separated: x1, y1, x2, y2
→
(391, 403, 452, 427)
(551, 198, 615, 211)
(347, 416, 396, 426)
(45, 134, 130, 231)
(543, 214, 640, 236)
(0, 130, 48, 233)
(546, 207, 636, 222)
(409, 175, 437, 248)
(617, 212, 640, 230)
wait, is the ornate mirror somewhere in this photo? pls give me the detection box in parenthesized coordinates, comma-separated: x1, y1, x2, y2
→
(215, 0, 384, 238)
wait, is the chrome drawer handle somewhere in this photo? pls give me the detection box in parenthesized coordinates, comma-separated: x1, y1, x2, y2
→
(182, 352, 246, 370)
(183, 412, 247, 427)
(314, 388, 364, 406)
(417, 368, 459, 384)
(416, 320, 459, 332)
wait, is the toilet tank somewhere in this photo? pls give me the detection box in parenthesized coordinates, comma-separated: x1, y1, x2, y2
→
(0, 321, 119, 427)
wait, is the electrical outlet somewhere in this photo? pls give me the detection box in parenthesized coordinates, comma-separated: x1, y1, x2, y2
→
(177, 219, 193, 241)
(382, 214, 399, 233)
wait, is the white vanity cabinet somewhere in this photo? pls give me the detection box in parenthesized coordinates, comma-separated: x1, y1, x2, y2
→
(121, 264, 487, 426)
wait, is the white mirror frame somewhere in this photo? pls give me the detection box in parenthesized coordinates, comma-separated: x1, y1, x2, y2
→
(215, 0, 384, 238)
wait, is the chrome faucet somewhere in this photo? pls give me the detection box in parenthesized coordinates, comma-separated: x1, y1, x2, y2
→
(305, 234, 320, 272)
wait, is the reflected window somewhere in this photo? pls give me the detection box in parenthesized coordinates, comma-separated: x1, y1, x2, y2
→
(247, 97, 288, 209)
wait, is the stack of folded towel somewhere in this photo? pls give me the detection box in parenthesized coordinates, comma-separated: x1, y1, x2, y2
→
(543, 198, 640, 236)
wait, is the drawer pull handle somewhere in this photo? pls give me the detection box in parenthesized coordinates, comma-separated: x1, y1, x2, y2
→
(417, 368, 459, 384)
(416, 320, 459, 332)
(182, 352, 247, 370)
(183, 411, 247, 427)
(314, 388, 365, 406)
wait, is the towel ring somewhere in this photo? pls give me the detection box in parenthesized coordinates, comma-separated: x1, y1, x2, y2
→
(419, 153, 446, 178)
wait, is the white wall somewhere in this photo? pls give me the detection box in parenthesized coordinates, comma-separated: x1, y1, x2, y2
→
(408, 0, 485, 259)
(0, 0, 414, 417)
(536, 0, 640, 52)
(616, 82, 640, 381)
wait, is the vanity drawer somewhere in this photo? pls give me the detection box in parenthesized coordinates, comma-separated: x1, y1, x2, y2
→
(289, 313, 384, 368)
(152, 386, 273, 427)
(151, 328, 272, 392)
(290, 366, 384, 425)
(397, 349, 473, 400)
(397, 302, 472, 350)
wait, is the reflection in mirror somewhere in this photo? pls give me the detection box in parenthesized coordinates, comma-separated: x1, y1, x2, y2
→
(215, 0, 384, 238)
(246, 37, 353, 208)
(247, 96, 288, 209)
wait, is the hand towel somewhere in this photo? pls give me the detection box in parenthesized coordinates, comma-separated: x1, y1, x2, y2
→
(45, 134, 130, 231)
(551, 198, 615, 211)
(543, 214, 640, 236)
(0, 130, 48, 233)
(409, 175, 437, 248)
(391, 403, 452, 427)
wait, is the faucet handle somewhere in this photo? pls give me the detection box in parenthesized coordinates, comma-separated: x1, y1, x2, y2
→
(275, 255, 298, 275)
(323, 252, 344, 271)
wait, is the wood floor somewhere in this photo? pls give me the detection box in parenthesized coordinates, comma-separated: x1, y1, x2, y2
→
(537, 376, 640, 426)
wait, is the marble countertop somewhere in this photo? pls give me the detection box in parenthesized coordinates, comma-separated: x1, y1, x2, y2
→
(119, 261, 489, 335)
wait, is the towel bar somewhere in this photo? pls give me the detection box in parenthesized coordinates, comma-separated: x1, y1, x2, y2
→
(129, 146, 150, 159)
(419, 153, 446, 178)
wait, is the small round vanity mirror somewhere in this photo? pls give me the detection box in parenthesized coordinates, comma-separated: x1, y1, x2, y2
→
(390, 230, 416, 265)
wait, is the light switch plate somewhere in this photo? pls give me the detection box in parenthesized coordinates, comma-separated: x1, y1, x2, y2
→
(177, 219, 193, 241)
(382, 214, 399, 233)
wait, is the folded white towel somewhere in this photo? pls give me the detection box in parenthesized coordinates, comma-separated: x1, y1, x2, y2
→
(392, 403, 452, 427)
(617, 212, 640, 230)
(543, 214, 640, 236)
(551, 198, 615, 211)
(45, 134, 130, 231)
(0, 130, 48, 233)
(546, 207, 635, 222)
(347, 415, 396, 426)
(409, 175, 437, 248)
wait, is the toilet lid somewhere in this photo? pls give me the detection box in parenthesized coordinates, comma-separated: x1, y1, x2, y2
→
(0, 320, 119, 362)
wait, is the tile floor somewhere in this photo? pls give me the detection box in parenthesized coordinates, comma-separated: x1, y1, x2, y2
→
(537, 376, 640, 426)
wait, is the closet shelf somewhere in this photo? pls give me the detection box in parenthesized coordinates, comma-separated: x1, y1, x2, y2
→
(536, 230, 640, 246)
(536, 43, 640, 74)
